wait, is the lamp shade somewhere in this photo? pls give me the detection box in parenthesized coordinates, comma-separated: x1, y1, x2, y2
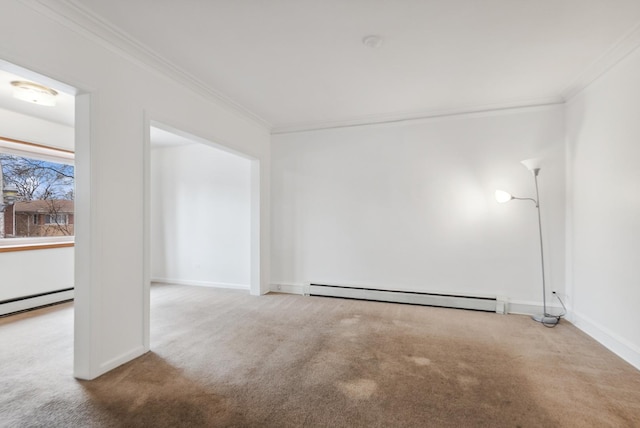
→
(495, 190, 513, 203)
(521, 158, 543, 171)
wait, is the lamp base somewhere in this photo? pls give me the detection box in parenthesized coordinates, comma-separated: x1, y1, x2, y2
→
(532, 314, 559, 325)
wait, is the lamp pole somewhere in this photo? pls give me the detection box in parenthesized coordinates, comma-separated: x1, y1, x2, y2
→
(530, 168, 552, 323)
(496, 160, 559, 326)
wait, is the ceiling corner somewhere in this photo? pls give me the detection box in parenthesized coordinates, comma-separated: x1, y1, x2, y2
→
(562, 21, 640, 100)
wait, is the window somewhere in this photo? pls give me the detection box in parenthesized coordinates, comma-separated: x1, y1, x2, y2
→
(1, 137, 74, 244)
(45, 214, 69, 225)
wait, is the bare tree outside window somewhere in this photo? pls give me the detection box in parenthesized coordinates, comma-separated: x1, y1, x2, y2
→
(1, 154, 74, 238)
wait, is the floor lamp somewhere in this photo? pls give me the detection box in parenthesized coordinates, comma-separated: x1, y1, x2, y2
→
(495, 159, 559, 326)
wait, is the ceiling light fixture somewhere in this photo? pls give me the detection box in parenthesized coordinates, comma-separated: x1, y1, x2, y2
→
(10, 80, 58, 106)
(362, 35, 383, 49)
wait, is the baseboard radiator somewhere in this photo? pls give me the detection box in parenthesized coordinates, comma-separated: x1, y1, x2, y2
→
(0, 288, 74, 317)
(307, 283, 499, 313)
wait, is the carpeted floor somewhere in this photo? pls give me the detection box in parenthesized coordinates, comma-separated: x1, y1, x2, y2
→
(1, 284, 639, 427)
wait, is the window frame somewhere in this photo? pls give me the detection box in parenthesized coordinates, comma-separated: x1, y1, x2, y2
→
(0, 136, 75, 251)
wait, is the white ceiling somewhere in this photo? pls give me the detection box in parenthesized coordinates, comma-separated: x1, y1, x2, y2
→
(41, 1, 640, 131)
(150, 126, 195, 148)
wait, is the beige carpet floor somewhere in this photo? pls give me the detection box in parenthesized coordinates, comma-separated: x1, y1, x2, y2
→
(1, 283, 639, 427)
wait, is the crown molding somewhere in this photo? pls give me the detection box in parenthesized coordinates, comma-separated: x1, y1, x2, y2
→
(562, 21, 640, 101)
(271, 96, 565, 135)
(19, 0, 271, 131)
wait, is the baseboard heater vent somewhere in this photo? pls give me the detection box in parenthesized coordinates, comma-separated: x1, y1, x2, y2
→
(0, 288, 74, 317)
(307, 283, 498, 313)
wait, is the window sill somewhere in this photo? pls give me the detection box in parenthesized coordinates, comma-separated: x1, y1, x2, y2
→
(0, 241, 74, 253)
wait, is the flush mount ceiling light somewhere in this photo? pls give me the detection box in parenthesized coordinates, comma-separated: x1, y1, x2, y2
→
(10, 80, 58, 106)
(362, 35, 383, 49)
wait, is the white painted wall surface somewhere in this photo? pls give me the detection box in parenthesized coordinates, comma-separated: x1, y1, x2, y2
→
(150, 144, 251, 289)
(0, 108, 74, 151)
(0, 0, 270, 379)
(272, 106, 565, 309)
(565, 47, 640, 368)
(0, 247, 73, 301)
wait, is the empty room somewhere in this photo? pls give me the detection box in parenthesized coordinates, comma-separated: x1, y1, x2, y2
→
(1, 1, 639, 427)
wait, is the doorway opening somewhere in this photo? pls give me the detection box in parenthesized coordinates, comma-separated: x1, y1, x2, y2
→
(0, 59, 76, 315)
(145, 122, 260, 348)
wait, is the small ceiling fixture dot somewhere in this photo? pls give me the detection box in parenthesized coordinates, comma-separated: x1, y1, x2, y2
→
(362, 35, 383, 49)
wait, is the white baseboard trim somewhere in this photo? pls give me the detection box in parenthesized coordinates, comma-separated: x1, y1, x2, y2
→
(96, 346, 147, 379)
(269, 283, 306, 295)
(152, 278, 249, 290)
(269, 285, 563, 314)
(0, 289, 74, 316)
(269, 285, 567, 316)
(571, 311, 640, 371)
(507, 300, 564, 317)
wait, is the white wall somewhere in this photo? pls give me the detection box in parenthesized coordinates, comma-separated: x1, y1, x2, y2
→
(0, 0, 270, 379)
(150, 143, 251, 289)
(566, 47, 640, 368)
(0, 247, 73, 301)
(272, 106, 565, 310)
(0, 107, 74, 151)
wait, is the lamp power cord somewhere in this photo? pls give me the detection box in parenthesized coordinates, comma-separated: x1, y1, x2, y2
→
(542, 291, 567, 328)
